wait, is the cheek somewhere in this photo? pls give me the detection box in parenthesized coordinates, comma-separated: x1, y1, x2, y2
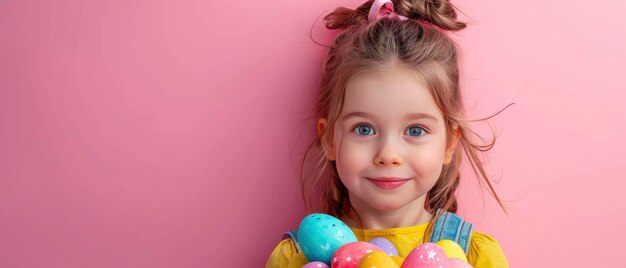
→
(408, 142, 447, 174)
(334, 138, 372, 179)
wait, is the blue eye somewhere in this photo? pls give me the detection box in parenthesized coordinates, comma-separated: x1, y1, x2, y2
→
(405, 126, 427, 137)
(353, 125, 375, 136)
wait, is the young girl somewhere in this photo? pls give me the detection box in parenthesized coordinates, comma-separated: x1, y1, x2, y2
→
(267, 0, 510, 267)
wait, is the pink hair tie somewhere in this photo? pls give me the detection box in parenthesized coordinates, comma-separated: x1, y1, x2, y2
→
(367, 0, 437, 28)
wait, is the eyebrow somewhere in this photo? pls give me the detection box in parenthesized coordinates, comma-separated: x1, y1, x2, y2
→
(340, 111, 439, 122)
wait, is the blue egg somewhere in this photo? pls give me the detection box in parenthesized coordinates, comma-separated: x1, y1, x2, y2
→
(298, 213, 357, 265)
(368, 237, 399, 256)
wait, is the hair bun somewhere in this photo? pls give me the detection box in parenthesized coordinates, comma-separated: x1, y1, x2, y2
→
(324, 4, 372, 30)
(395, 0, 466, 31)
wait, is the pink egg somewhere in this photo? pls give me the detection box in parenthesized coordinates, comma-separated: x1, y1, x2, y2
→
(401, 242, 449, 268)
(331, 242, 383, 268)
(303, 261, 331, 268)
(448, 258, 473, 268)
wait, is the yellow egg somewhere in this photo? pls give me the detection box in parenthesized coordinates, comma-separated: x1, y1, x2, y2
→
(436, 239, 468, 262)
(287, 252, 308, 268)
(390, 255, 405, 266)
(358, 251, 399, 268)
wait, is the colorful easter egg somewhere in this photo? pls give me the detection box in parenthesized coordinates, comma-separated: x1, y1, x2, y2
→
(287, 252, 308, 268)
(436, 240, 467, 262)
(331, 242, 383, 268)
(299, 213, 358, 265)
(358, 251, 399, 268)
(401, 242, 449, 268)
(368, 238, 399, 256)
(448, 258, 473, 268)
(390, 256, 405, 266)
(303, 261, 331, 268)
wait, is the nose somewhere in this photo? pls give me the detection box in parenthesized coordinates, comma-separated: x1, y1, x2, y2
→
(374, 138, 403, 167)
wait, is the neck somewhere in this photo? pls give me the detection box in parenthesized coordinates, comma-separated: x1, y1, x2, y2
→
(343, 193, 433, 230)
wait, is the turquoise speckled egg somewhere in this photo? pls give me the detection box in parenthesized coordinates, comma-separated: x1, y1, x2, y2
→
(298, 213, 358, 265)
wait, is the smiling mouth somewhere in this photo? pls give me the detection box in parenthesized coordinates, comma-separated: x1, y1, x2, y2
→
(368, 177, 411, 182)
(366, 177, 411, 190)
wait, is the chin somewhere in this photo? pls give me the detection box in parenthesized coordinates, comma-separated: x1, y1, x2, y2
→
(368, 200, 406, 211)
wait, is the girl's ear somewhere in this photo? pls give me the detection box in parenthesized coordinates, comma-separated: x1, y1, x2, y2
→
(317, 118, 336, 161)
(444, 125, 461, 164)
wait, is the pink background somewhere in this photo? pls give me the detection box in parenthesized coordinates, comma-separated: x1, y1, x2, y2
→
(1, 0, 624, 267)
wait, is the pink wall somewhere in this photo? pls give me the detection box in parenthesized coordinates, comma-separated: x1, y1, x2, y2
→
(1, 0, 624, 267)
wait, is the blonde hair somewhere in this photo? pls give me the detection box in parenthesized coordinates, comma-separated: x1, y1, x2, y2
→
(299, 0, 511, 237)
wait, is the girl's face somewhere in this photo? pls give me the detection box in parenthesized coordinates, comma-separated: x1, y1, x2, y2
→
(318, 67, 459, 214)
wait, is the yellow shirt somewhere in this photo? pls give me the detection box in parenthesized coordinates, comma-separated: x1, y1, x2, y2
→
(265, 222, 509, 268)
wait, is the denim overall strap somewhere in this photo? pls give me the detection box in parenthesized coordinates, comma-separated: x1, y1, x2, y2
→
(282, 229, 301, 253)
(429, 209, 474, 255)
